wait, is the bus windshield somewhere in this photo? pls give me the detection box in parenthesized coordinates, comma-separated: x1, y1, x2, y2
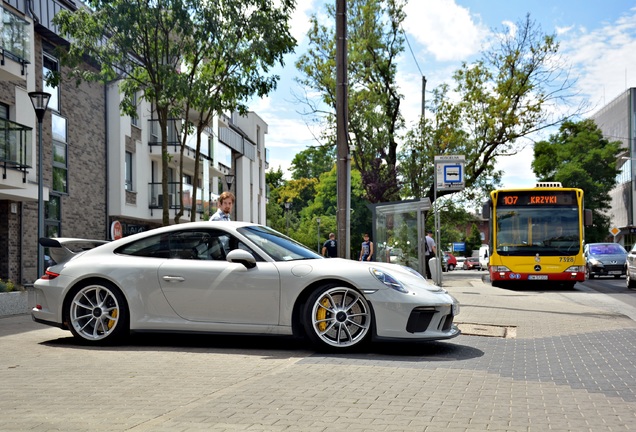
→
(496, 207, 580, 256)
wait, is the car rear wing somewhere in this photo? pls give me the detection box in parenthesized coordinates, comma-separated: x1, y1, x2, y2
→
(39, 237, 110, 265)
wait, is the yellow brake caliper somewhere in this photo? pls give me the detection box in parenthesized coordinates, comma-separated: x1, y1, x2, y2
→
(317, 298, 330, 332)
(107, 309, 118, 330)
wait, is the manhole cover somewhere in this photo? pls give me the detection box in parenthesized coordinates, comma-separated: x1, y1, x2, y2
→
(456, 322, 516, 338)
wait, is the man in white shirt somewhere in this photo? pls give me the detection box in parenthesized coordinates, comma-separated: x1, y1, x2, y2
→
(210, 191, 234, 221)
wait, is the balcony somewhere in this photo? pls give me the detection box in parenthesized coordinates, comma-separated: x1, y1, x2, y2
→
(148, 182, 210, 215)
(0, 6, 30, 80)
(1, 118, 32, 181)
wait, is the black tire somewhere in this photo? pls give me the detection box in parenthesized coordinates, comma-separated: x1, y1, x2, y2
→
(66, 280, 129, 345)
(448, 264, 455, 271)
(302, 284, 371, 351)
(627, 271, 636, 289)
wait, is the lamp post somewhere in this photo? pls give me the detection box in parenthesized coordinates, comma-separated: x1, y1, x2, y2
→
(224, 173, 234, 192)
(285, 201, 291, 236)
(316, 217, 321, 253)
(29, 91, 51, 279)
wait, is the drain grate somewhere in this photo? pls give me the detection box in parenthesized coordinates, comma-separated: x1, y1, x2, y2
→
(457, 322, 517, 338)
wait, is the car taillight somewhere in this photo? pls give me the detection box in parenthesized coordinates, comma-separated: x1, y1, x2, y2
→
(41, 270, 60, 280)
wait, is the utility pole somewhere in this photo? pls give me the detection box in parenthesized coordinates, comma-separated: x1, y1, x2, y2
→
(336, 0, 350, 258)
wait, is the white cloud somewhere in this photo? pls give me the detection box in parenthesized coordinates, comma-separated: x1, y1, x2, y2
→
(402, 0, 489, 62)
(561, 9, 636, 112)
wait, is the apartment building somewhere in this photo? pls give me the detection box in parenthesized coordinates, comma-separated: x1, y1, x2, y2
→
(0, 0, 268, 285)
(591, 88, 636, 245)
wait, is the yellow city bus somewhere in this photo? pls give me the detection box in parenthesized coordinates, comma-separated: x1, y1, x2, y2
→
(483, 182, 592, 288)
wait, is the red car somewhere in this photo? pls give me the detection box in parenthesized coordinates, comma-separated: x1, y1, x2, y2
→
(463, 257, 481, 270)
(443, 253, 458, 271)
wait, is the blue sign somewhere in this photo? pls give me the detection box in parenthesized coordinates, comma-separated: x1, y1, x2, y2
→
(452, 242, 465, 252)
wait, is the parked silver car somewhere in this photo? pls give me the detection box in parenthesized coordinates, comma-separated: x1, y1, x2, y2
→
(583, 242, 627, 279)
(32, 222, 460, 351)
(625, 243, 636, 289)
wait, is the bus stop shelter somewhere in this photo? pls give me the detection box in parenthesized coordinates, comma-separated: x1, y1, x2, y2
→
(368, 198, 432, 275)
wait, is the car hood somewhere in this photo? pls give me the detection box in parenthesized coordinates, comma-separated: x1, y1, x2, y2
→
(590, 253, 627, 263)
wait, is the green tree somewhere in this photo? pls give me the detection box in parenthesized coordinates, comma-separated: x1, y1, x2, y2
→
(290, 146, 336, 180)
(296, 0, 405, 203)
(532, 119, 621, 242)
(53, 0, 296, 225)
(399, 15, 584, 204)
(465, 224, 483, 257)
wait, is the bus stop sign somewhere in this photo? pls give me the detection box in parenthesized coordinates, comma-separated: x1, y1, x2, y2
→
(434, 155, 465, 191)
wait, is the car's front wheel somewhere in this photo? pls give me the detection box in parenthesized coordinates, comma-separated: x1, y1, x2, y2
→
(627, 270, 636, 289)
(66, 281, 129, 344)
(448, 264, 455, 271)
(303, 284, 371, 351)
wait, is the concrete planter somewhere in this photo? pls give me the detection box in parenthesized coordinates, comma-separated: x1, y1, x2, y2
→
(0, 291, 29, 317)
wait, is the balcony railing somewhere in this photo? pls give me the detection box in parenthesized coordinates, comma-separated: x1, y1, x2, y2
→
(148, 182, 209, 214)
(148, 119, 181, 152)
(1, 118, 32, 179)
(1, 5, 30, 74)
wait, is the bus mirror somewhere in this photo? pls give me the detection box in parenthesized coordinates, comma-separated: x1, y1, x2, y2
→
(482, 202, 491, 219)
(584, 209, 593, 227)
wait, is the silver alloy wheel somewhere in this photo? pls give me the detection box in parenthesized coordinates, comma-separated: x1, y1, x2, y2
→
(70, 284, 121, 341)
(309, 287, 371, 348)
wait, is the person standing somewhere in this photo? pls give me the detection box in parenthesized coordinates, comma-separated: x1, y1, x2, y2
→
(424, 230, 437, 279)
(359, 233, 374, 261)
(322, 233, 338, 257)
(209, 191, 235, 221)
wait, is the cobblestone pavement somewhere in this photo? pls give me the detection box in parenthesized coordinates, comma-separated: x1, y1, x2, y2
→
(1, 273, 635, 431)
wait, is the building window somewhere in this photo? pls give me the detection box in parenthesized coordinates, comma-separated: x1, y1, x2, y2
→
(43, 52, 60, 112)
(131, 92, 139, 127)
(51, 114, 67, 193)
(0, 103, 8, 119)
(45, 194, 61, 238)
(125, 151, 133, 191)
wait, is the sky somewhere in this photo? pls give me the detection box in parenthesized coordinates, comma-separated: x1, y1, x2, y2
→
(250, 0, 636, 189)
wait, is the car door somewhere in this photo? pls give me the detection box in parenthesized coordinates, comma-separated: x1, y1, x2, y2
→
(628, 243, 636, 276)
(156, 229, 281, 324)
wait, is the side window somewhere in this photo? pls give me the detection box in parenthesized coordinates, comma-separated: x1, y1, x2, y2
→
(116, 229, 262, 261)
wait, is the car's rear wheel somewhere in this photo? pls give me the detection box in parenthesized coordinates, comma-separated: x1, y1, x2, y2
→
(448, 264, 455, 271)
(302, 284, 371, 351)
(66, 281, 129, 344)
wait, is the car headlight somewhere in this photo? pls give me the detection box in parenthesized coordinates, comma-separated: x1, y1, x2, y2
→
(370, 268, 408, 293)
(588, 258, 602, 266)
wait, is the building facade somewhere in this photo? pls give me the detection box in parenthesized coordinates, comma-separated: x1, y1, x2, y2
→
(0, 0, 268, 285)
(591, 88, 636, 245)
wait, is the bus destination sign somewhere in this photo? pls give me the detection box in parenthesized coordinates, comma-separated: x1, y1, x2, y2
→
(497, 191, 577, 207)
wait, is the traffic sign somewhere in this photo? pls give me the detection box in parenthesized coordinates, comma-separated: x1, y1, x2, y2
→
(434, 155, 465, 191)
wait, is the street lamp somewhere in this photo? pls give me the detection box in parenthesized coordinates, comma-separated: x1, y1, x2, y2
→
(316, 217, 321, 253)
(29, 91, 51, 279)
(224, 173, 235, 191)
(285, 201, 291, 236)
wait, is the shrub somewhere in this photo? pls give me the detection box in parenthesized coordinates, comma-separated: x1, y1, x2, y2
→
(0, 278, 16, 293)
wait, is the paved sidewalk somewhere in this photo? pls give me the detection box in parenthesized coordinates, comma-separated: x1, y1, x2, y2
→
(1, 275, 635, 431)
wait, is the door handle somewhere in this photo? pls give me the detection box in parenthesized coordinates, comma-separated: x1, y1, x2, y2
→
(162, 275, 185, 282)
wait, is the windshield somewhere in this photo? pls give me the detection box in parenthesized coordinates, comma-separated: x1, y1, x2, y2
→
(496, 207, 580, 256)
(238, 225, 323, 261)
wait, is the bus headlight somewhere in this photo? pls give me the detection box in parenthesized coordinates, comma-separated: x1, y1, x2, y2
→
(492, 266, 511, 272)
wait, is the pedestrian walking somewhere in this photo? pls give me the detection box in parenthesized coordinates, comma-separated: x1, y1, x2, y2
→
(424, 230, 437, 279)
(359, 233, 374, 261)
(322, 233, 338, 257)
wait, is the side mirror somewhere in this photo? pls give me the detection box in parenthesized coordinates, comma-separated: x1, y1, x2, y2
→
(584, 209, 593, 227)
(227, 249, 257, 269)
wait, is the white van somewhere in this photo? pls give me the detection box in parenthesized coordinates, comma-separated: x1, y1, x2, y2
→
(479, 245, 490, 270)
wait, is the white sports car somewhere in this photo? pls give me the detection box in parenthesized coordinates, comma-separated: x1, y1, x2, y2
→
(32, 222, 460, 351)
